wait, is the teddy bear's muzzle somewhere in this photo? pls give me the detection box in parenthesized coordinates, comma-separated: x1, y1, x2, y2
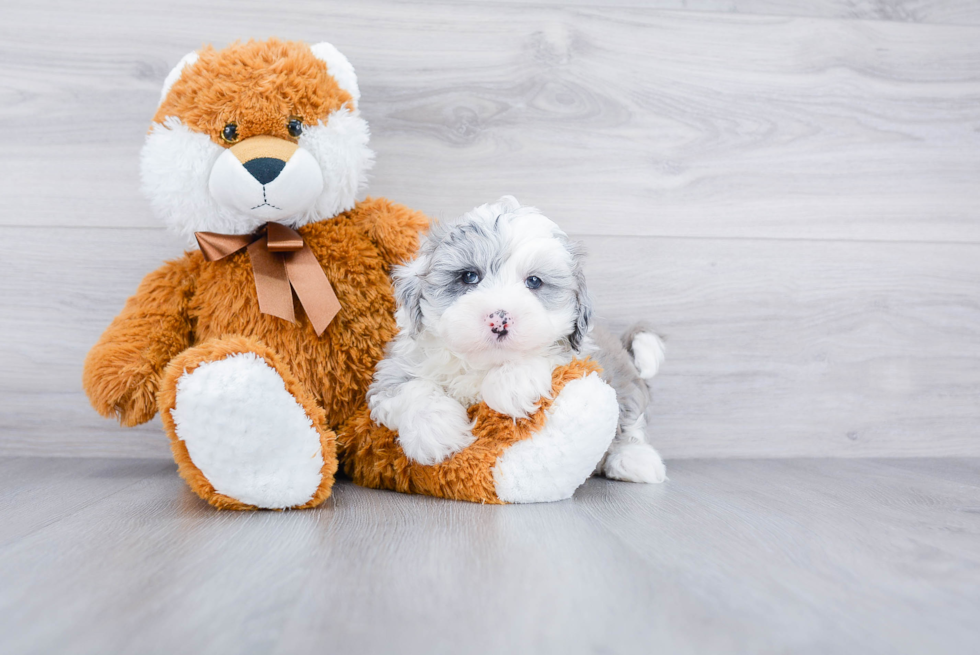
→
(208, 135, 324, 222)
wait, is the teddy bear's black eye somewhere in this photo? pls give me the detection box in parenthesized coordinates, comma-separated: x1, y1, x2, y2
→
(525, 276, 543, 290)
(461, 271, 481, 285)
(287, 118, 303, 138)
(221, 123, 239, 143)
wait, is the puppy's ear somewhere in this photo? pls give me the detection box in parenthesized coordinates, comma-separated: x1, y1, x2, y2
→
(568, 241, 594, 352)
(570, 280, 594, 352)
(393, 256, 426, 336)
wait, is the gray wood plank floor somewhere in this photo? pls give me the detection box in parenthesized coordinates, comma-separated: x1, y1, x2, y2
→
(1, 456, 977, 655)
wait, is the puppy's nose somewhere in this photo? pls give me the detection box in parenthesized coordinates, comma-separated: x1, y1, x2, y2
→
(242, 157, 286, 184)
(488, 310, 511, 338)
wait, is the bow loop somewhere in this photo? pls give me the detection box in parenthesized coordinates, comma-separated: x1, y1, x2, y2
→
(194, 223, 341, 336)
(265, 223, 306, 253)
(194, 231, 253, 262)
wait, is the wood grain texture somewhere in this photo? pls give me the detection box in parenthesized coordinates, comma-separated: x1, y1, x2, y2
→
(0, 228, 184, 459)
(1, 1, 979, 241)
(1, 1, 979, 460)
(0, 456, 977, 655)
(443, 1, 980, 26)
(590, 235, 980, 457)
(2, 227, 978, 459)
(0, 457, 172, 548)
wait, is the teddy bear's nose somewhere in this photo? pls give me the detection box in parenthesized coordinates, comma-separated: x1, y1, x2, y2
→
(242, 157, 286, 185)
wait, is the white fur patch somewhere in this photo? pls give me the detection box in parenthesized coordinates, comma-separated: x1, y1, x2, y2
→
(492, 373, 618, 503)
(480, 357, 554, 418)
(300, 107, 374, 222)
(602, 441, 667, 484)
(141, 118, 235, 244)
(171, 353, 324, 509)
(632, 332, 666, 379)
(159, 51, 198, 104)
(369, 379, 475, 465)
(310, 42, 360, 103)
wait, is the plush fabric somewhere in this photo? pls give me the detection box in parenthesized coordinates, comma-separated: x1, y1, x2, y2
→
(82, 38, 616, 509)
(154, 38, 353, 145)
(160, 336, 336, 511)
(84, 198, 425, 430)
(337, 359, 604, 504)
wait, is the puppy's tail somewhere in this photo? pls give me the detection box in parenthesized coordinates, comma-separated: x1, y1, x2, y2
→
(621, 323, 666, 380)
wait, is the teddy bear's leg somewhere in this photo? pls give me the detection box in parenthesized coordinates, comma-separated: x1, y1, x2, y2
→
(158, 336, 337, 510)
(489, 370, 618, 503)
(338, 359, 617, 504)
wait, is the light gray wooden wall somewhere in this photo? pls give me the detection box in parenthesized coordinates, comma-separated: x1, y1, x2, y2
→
(1, 0, 978, 459)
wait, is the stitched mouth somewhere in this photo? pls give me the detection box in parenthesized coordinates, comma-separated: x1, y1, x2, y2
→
(250, 186, 282, 211)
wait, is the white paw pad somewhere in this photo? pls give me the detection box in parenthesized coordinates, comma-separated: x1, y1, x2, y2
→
(171, 353, 324, 509)
(492, 373, 618, 503)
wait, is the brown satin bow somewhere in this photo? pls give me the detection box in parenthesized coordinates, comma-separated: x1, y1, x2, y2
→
(194, 222, 341, 336)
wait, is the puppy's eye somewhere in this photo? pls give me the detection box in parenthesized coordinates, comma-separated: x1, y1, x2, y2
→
(525, 276, 543, 290)
(221, 123, 239, 143)
(287, 117, 303, 138)
(461, 271, 481, 285)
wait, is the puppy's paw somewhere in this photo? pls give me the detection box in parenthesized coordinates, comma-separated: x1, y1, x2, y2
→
(396, 395, 475, 466)
(481, 358, 554, 419)
(602, 441, 667, 483)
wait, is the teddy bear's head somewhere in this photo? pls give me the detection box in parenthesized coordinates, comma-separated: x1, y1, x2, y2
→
(141, 39, 374, 244)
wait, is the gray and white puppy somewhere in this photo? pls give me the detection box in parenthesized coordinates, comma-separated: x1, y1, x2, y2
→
(368, 196, 666, 483)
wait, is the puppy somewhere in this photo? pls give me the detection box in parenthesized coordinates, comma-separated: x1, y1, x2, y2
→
(367, 197, 667, 483)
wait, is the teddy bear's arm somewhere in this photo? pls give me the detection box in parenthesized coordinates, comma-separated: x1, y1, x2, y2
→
(353, 197, 431, 267)
(82, 257, 196, 427)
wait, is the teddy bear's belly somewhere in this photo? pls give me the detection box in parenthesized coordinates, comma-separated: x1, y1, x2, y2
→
(189, 232, 398, 427)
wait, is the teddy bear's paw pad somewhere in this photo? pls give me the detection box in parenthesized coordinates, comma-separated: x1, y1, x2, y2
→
(492, 372, 618, 503)
(171, 352, 324, 509)
(602, 441, 667, 484)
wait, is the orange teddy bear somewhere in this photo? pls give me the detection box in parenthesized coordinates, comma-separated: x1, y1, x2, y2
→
(83, 39, 619, 509)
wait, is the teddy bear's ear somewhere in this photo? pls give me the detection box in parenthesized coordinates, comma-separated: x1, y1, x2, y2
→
(309, 42, 360, 104)
(158, 51, 199, 105)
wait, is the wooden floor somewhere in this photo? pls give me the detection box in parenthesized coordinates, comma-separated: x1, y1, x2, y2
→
(1, 456, 977, 655)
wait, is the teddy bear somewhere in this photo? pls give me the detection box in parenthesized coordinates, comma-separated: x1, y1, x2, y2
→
(82, 38, 620, 509)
